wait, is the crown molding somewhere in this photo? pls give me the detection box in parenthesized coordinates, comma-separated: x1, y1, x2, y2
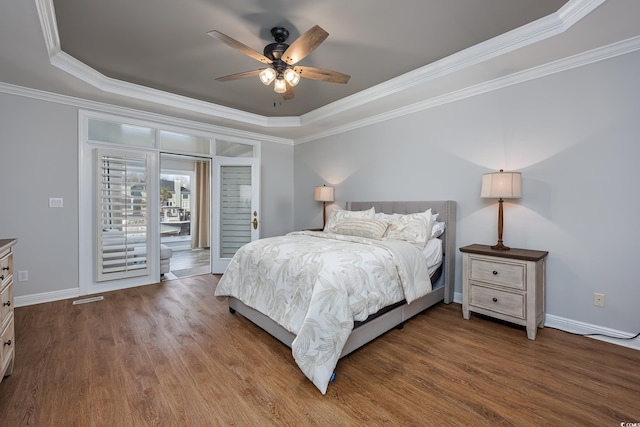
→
(0, 81, 294, 145)
(301, 0, 606, 127)
(34, 0, 604, 134)
(294, 35, 640, 144)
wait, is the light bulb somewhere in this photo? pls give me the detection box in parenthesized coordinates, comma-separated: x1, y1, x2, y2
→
(283, 68, 300, 86)
(273, 78, 287, 93)
(259, 68, 276, 85)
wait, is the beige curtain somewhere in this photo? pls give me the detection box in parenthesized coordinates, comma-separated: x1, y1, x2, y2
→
(191, 160, 211, 248)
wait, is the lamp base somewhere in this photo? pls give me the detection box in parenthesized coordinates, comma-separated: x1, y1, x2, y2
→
(491, 241, 511, 250)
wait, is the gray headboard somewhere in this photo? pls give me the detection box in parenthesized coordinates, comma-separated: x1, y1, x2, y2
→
(347, 201, 456, 304)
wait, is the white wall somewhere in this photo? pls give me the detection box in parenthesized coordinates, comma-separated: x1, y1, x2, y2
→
(0, 92, 294, 301)
(294, 50, 640, 336)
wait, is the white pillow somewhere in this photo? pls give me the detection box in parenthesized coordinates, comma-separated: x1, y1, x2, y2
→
(324, 207, 375, 233)
(384, 209, 434, 249)
(376, 211, 444, 239)
(332, 218, 390, 240)
(431, 221, 446, 238)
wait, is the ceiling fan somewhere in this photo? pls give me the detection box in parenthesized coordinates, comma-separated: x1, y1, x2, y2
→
(207, 25, 350, 100)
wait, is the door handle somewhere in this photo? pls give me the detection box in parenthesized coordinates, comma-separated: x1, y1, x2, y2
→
(252, 218, 258, 230)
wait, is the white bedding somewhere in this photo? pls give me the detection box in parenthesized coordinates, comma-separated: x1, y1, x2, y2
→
(214, 230, 433, 394)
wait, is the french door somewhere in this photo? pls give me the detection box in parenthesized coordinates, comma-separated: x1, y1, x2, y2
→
(211, 156, 260, 273)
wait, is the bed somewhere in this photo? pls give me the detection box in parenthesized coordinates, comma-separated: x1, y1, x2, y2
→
(215, 200, 456, 393)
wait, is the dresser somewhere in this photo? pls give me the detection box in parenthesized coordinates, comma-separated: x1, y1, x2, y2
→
(460, 244, 548, 340)
(0, 239, 16, 384)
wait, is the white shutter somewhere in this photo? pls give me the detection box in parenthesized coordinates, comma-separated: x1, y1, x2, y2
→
(96, 149, 151, 281)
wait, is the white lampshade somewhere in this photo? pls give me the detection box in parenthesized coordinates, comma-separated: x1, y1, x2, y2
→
(283, 68, 301, 86)
(273, 78, 287, 93)
(314, 185, 334, 202)
(259, 68, 276, 85)
(481, 170, 522, 199)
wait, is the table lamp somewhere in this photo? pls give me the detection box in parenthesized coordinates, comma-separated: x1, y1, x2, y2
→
(314, 185, 334, 227)
(481, 169, 522, 250)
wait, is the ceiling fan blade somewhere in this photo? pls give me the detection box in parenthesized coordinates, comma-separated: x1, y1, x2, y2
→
(282, 25, 329, 65)
(281, 82, 295, 100)
(207, 30, 272, 65)
(215, 69, 262, 82)
(293, 66, 350, 84)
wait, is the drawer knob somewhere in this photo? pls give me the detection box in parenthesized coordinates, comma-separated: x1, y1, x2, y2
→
(2, 301, 10, 307)
(3, 340, 11, 346)
(492, 270, 498, 275)
(492, 297, 498, 302)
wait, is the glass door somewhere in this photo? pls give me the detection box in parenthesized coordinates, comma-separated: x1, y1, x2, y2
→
(212, 156, 260, 273)
(160, 154, 211, 279)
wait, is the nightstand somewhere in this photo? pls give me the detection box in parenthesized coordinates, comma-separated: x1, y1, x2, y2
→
(460, 244, 548, 340)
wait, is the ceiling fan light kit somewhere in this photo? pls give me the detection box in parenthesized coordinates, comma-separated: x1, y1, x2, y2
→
(208, 25, 350, 100)
(259, 68, 276, 85)
(273, 78, 287, 93)
(283, 68, 300, 86)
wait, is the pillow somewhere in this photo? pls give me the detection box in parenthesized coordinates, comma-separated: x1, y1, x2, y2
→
(384, 209, 434, 249)
(324, 207, 375, 233)
(332, 218, 390, 240)
(431, 221, 446, 238)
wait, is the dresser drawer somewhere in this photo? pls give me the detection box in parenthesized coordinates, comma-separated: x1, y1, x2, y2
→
(469, 284, 525, 319)
(1, 282, 13, 329)
(1, 317, 14, 372)
(469, 257, 525, 290)
(0, 252, 11, 285)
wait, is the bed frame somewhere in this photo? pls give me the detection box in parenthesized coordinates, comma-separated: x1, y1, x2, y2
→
(227, 200, 456, 358)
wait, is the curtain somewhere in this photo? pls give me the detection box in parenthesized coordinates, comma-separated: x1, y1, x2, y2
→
(191, 160, 211, 248)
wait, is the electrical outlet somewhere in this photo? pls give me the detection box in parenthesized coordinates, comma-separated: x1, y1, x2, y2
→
(49, 197, 63, 208)
(593, 293, 605, 307)
(18, 270, 28, 282)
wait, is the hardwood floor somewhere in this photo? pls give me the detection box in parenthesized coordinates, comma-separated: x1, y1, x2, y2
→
(1, 275, 639, 426)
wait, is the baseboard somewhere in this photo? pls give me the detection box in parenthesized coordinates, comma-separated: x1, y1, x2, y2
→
(14, 288, 81, 307)
(545, 314, 640, 351)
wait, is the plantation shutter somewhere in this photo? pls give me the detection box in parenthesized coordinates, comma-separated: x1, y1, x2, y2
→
(96, 149, 151, 282)
(220, 165, 252, 258)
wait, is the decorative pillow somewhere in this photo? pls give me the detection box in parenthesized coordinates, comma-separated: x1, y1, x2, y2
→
(324, 207, 375, 233)
(384, 209, 434, 249)
(332, 218, 390, 240)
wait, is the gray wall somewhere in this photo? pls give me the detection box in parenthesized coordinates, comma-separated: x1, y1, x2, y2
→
(0, 93, 80, 296)
(0, 92, 294, 300)
(294, 50, 640, 335)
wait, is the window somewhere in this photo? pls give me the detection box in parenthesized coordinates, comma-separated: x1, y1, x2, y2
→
(96, 149, 151, 282)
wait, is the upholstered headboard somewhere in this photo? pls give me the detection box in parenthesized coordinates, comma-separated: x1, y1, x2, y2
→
(347, 201, 456, 304)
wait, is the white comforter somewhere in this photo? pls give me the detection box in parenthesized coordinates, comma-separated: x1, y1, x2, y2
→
(214, 231, 432, 394)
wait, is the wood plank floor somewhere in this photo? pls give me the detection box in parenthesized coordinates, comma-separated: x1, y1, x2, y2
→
(1, 275, 639, 426)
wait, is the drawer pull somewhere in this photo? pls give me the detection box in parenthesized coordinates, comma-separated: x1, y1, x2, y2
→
(3, 340, 11, 347)
(2, 301, 10, 307)
(1, 266, 8, 271)
(492, 270, 498, 275)
(492, 297, 498, 302)
(0, 275, 3, 280)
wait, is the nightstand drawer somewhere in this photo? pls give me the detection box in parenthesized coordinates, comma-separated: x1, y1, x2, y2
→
(469, 257, 525, 290)
(0, 252, 11, 285)
(1, 317, 14, 372)
(0, 282, 13, 329)
(469, 284, 525, 319)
